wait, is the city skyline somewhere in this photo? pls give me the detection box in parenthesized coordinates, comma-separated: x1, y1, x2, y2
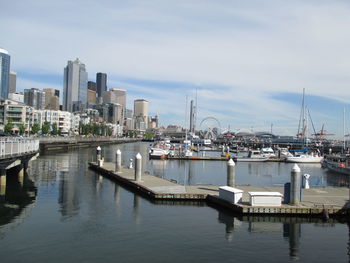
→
(1, 1, 350, 138)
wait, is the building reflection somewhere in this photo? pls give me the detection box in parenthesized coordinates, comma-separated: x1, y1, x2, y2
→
(57, 152, 81, 218)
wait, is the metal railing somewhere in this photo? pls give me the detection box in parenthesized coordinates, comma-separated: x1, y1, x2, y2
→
(0, 138, 39, 158)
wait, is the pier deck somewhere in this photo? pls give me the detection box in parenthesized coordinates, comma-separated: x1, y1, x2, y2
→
(89, 161, 350, 217)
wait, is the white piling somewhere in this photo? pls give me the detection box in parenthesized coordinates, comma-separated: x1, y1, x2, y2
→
(135, 153, 142, 182)
(290, 164, 301, 205)
(227, 158, 236, 187)
(115, 149, 122, 173)
(96, 146, 101, 162)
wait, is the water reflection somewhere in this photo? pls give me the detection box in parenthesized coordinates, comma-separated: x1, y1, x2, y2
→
(216, 207, 345, 261)
(0, 166, 37, 232)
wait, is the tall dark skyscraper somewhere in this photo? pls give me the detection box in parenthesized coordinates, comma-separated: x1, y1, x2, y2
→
(96, 73, 107, 98)
(0, 48, 10, 99)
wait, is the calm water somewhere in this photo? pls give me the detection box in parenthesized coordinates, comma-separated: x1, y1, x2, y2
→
(0, 142, 349, 263)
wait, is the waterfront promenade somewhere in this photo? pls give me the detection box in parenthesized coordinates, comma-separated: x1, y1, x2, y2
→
(89, 161, 350, 217)
(38, 136, 141, 152)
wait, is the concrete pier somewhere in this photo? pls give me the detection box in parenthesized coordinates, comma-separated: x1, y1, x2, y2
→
(89, 161, 350, 217)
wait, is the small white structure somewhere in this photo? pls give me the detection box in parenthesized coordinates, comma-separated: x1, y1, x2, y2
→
(248, 192, 283, 207)
(219, 186, 243, 204)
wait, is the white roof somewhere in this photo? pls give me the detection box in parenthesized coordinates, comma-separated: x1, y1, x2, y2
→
(0, 48, 9, 55)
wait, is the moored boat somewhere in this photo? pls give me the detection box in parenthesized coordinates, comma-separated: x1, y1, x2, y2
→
(285, 153, 323, 163)
(322, 154, 350, 175)
(236, 150, 269, 162)
(149, 139, 172, 159)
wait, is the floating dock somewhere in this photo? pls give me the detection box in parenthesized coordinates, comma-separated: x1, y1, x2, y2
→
(89, 161, 350, 217)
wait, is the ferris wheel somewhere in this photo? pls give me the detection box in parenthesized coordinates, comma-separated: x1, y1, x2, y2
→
(199, 117, 221, 139)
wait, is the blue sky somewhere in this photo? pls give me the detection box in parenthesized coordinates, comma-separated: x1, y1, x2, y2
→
(1, 0, 350, 138)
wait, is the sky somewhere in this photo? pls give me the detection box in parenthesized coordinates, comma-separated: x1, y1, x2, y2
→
(1, 0, 350, 138)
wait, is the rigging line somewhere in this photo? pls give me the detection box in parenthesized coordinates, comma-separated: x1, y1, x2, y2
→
(307, 108, 317, 139)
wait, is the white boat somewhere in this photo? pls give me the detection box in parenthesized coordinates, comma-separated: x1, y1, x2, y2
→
(149, 140, 172, 159)
(285, 153, 323, 163)
(322, 154, 350, 175)
(261, 147, 276, 158)
(149, 148, 170, 159)
(278, 148, 293, 158)
(236, 150, 269, 162)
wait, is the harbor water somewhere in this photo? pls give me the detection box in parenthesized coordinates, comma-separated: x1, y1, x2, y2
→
(0, 142, 349, 262)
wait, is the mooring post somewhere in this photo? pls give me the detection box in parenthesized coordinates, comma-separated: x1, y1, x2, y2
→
(134, 153, 142, 182)
(227, 158, 236, 187)
(115, 149, 122, 173)
(96, 146, 101, 162)
(290, 164, 301, 205)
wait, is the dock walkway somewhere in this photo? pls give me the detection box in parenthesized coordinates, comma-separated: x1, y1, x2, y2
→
(89, 161, 350, 217)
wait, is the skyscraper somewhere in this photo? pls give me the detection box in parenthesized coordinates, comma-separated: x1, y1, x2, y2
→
(87, 81, 96, 91)
(102, 88, 126, 107)
(9, 71, 16, 94)
(0, 48, 10, 99)
(96, 73, 107, 98)
(134, 99, 149, 131)
(44, 88, 60, 110)
(63, 58, 88, 112)
(24, 88, 45, 110)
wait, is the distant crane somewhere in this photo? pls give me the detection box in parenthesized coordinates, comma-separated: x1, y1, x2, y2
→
(312, 124, 334, 141)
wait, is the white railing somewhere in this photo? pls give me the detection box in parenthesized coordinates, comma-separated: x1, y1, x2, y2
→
(0, 138, 39, 158)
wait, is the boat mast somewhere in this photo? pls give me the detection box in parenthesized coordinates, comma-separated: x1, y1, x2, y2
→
(344, 108, 346, 152)
(185, 95, 188, 142)
(297, 88, 306, 147)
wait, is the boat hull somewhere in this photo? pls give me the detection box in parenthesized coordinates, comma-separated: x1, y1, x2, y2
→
(323, 163, 350, 175)
(236, 157, 268, 162)
(285, 156, 323, 163)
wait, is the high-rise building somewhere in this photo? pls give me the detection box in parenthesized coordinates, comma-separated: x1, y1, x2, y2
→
(24, 88, 45, 110)
(9, 71, 16, 94)
(88, 81, 96, 91)
(134, 99, 149, 131)
(102, 88, 126, 107)
(0, 48, 10, 99)
(63, 58, 88, 112)
(87, 89, 96, 105)
(8, 92, 24, 103)
(44, 88, 60, 110)
(96, 73, 107, 98)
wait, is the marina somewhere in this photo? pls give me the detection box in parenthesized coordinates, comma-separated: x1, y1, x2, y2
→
(89, 158, 350, 217)
(1, 143, 350, 262)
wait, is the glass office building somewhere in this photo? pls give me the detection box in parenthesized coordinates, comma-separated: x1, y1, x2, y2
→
(63, 58, 88, 112)
(0, 48, 10, 99)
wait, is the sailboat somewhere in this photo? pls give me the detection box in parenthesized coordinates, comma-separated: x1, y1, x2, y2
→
(285, 89, 323, 163)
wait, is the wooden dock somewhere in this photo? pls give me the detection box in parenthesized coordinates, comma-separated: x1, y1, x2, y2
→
(89, 161, 350, 217)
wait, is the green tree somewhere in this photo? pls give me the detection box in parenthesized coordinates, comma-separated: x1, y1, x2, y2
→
(51, 123, 58, 135)
(31, 123, 41, 135)
(4, 119, 14, 134)
(18, 123, 26, 135)
(106, 126, 113, 136)
(42, 121, 51, 135)
(144, 132, 154, 139)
